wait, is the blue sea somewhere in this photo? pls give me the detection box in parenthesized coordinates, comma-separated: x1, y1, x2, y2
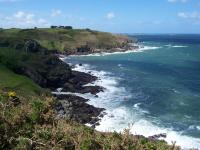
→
(65, 34, 200, 149)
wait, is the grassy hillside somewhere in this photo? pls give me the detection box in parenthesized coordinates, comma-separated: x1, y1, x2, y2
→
(0, 64, 42, 97)
(0, 61, 179, 149)
(0, 29, 180, 149)
(0, 28, 131, 53)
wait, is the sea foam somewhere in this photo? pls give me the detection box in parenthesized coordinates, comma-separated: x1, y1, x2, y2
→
(68, 45, 161, 57)
(165, 45, 188, 48)
(63, 53, 200, 149)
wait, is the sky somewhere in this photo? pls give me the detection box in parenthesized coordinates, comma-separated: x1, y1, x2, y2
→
(0, 0, 200, 33)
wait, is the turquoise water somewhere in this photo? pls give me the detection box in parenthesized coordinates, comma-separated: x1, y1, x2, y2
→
(66, 35, 200, 149)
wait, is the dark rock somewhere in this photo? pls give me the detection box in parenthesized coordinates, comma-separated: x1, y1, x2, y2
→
(67, 71, 97, 87)
(24, 40, 40, 53)
(55, 94, 105, 124)
(99, 113, 104, 118)
(17, 66, 47, 86)
(148, 133, 167, 140)
(15, 54, 72, 89)
(77, 45, 92, 53)
(80, 86, 104, 95)
(62, 71, 99, 94)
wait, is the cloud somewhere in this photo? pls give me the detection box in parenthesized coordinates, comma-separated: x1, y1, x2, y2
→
(51, 9, 62, 17)
(106, 12, 115, 19)
(178, 12, 200, 19)
(0, 11, 50, 28)
(168, 0, 188, 3)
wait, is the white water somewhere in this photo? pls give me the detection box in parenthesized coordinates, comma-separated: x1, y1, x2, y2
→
(165, 44, 188, 48)
(68, 45, 161, 57)
(62, 45, 200, 149)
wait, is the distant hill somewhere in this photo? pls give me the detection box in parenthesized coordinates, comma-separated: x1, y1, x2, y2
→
(0, 28, 134, 54)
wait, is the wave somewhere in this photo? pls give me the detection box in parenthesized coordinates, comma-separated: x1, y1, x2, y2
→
(188, 125, 200, 131)
(63, 61, 200, 149)
(172, 45, 188, 48)
(68, 45, 161, 57)
(165, 45, 188, 48)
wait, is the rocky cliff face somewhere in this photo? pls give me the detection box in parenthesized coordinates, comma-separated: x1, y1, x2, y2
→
(8, 41, 105, 125)
(0, 29, 134, 124)
(15, 54, 72, 89)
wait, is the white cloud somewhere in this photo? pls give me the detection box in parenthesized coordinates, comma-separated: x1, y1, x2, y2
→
(168, 0, 188, 3)
(13, 11, 36, 24)
(51, 9, 62, 17)
(177, 12, 188, 18)
(38, 18, 48, 24)
(0, 11, 50, 28)
(178, 12, 200, 19)
(106, 12, 115, 19)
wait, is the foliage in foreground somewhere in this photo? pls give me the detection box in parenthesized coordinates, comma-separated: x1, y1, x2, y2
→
(0, 93, 180, 150)
(0, 66, 180, 150)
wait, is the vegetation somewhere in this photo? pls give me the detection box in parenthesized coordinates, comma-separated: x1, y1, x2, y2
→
(0, 28, 131, 53)
(0, 28, 180, 149)
(0, 87, 180, 149)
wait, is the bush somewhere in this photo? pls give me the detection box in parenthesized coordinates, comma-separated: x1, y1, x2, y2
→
(30, 100, 45, 123)
(80, 139, 102, 150)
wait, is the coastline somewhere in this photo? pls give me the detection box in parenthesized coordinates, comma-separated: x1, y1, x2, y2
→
(0, 28, 185, 149)
(55, 46, 177, 140)
(55, 44, 162, 126)
(53, 46, 139, 127)
(60, 45, 200, 150)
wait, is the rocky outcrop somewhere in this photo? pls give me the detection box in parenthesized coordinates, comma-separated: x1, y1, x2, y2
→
(24, 40, 40, 53)
(77, 45, 93, 53)
(12, 43, 105, 125)
(55, 94, 105, 124)
(15, 54, 72, 89)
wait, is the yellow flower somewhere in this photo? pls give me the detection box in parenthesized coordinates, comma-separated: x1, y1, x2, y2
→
(8, 91, 16, 97)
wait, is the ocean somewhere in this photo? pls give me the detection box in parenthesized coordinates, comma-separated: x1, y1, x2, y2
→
(64, 34, 200, 149)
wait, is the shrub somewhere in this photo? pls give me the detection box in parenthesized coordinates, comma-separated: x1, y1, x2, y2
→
(80, 139, 102, 150)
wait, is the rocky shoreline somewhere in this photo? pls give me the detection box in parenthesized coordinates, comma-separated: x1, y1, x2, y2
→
(8, 37, 139, 126)
(52, 63, 106, 126)
(57, 43, 139, 56)
(52, 44, 139, 126)
(8, 38, 138, 126)
(54, 94, 105, 127)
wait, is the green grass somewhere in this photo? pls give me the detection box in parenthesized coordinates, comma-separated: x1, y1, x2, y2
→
(0, 64, 42, 97)
(0, 28, 130, 52)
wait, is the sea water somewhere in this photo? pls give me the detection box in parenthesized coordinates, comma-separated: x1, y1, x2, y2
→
(64, 34, 200, 149)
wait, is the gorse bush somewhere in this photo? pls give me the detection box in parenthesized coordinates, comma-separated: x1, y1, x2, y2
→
(30, 99, 45, 123)
(0, 91, 181, 149)
(0, 66, 180, 149)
